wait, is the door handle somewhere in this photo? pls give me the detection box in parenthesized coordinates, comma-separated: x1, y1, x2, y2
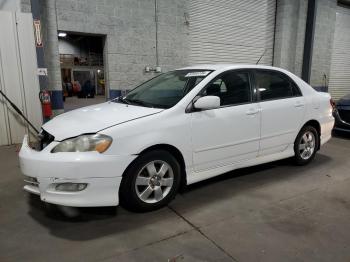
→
(246, 108, 259, 115)
(294, 101, 305, 108)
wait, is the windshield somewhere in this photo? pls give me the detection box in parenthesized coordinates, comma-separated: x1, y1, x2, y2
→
(116, 70, 212, 108)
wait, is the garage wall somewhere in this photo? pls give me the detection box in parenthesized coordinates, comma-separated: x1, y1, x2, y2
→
(38, 0, 64, 115)
(188, 0, 276, 65)
(0, 0, 21, 11)
(310, 0, 337, 90)
(19, 0, 31, 12)
(18, 0, 345, 117)
(28, 0, 189, 108)
(328, 5, 350, 100)
(273, 0, 307, 77)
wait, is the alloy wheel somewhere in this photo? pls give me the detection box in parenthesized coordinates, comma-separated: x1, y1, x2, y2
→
(135, 160, 174, 204)
(299, 131, 316, 160)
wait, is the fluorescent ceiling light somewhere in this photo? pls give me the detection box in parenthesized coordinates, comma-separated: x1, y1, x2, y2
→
(58, 32, 67, 37)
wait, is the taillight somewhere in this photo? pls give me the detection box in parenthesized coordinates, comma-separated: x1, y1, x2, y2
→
(330, 98, 336, 110)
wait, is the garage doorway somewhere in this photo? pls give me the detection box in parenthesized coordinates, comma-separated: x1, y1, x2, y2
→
(59, 33, 106, 111)
(188, 0, 276, 65)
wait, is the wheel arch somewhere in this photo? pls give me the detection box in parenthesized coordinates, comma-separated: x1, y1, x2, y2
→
(122, 144, 187, 188)
(299, 119, 321, 150)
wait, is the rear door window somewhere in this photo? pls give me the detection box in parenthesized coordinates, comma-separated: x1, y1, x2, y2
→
(255, 70, 301, 101)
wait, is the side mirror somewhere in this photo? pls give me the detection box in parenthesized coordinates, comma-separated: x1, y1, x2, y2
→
(193, 96, 220, 110)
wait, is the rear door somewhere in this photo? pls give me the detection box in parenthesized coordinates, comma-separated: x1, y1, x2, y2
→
(254, 69, 305, 156)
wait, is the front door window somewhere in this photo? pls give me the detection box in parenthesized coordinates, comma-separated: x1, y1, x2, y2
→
(201, 71, 252, 106)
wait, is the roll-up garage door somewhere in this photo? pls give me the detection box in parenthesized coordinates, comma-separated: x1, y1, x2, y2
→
(188, 0, 276, 65)
(328, 6, 350, 100)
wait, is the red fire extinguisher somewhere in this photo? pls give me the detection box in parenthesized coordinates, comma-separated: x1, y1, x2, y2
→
(39, 90, 52, 118)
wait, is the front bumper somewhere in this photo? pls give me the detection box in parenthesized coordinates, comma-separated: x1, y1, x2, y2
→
(19, 135, 136, 207)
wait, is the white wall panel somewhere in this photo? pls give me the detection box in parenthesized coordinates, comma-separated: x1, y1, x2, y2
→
(0, 11, 42, 145)
(16, 13, 42, 139)
(188, 0, 276, 65)
(0, 11, 26, 145)
(329, 6, 350, 100)
(0, 57, 10, 146)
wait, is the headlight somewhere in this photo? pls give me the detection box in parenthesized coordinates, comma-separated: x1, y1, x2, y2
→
(51, 134, 112, 153)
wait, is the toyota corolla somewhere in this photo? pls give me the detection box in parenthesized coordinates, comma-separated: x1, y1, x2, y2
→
(19, 65, 334, 212)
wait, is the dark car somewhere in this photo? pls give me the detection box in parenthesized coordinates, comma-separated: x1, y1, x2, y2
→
(333, 94, 350, 132)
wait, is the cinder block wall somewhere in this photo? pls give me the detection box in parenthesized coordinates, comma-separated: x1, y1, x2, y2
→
(23, 0, 188, 112)
(99, 0, 189, 98)
(310, 0, 337, 90)
(273, 0, 337, 89)
(20, 0, 31, 12)
(273, 0, 308, 77)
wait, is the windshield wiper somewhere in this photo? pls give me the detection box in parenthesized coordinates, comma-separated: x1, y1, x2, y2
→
(116, 97, 131, 105)
(116, 97, 165, 108)
(126, 99, 153, 107)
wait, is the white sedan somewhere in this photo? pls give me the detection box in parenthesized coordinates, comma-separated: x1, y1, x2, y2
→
(19, 64, 334, 212)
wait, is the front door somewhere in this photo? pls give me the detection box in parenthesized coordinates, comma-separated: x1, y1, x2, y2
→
(191, 70, 261, 172)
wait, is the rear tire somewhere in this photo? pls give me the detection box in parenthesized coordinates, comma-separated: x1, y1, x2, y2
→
(119, 150, 181, 212)
(293, 125, 319, 165)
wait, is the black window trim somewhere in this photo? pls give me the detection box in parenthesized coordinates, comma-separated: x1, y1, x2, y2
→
(186, 69, 257, 113)
(252, 69, 303, 102)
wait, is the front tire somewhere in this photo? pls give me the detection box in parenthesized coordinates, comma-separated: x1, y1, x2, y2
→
(293, 126, 319, 165)
(119, 150, 181, 212)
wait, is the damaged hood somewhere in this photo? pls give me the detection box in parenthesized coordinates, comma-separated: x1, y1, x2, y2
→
(42, 102, 163, 141)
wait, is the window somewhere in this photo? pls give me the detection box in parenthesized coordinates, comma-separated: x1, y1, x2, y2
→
(291, 82, 302, 96)
(202, 71, 251, 106)
(119, 70, 212, 108)
(255, 70, 302, 101)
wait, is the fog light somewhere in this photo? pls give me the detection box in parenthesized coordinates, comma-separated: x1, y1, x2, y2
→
(55, 183, 87, 192)
(24, 175, 38, 183)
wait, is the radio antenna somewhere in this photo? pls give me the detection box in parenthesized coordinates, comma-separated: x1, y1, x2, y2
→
(256, 49, 267, 65)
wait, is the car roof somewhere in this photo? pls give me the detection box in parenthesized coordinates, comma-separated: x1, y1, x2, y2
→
(177, 64, 284, 72)
(176, 64, 317, 97)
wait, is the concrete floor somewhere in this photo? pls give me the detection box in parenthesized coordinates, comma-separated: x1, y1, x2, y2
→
(1, 134, 350, 262)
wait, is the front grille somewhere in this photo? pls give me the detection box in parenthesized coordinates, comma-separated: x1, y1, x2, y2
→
(338, 109, 350, 124)
(36, 129, 55, 151)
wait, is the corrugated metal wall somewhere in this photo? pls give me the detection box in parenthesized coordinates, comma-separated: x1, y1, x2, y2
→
(188, 0, 276, 65)
(0, 11, 42, 146)
(328, 5, 350, 100)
